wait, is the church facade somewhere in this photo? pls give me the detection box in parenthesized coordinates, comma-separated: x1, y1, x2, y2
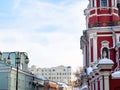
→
(80, 0, 120, 90)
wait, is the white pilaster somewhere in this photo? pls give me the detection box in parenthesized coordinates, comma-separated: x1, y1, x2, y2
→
(83, 45, 86, 66)
(104, 73, 110, 90)
(95, 79, 98, 90)
(93, 33, 97, 63)
(100, 72, 110, 90)
(99, 76, 103, 90)
(90, 82, 91, 90)
(89, 38, 91, 66)
(112, 0, 114, 6)
(90, 0, 92, 8)
(94, 0, 96, 7)
(92, 81, 94, 90)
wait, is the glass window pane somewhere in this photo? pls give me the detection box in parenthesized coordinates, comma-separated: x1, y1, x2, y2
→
(101, 0, 107, 7)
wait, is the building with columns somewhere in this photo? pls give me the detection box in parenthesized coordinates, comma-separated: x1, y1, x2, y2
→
(80, 0, 120, 90)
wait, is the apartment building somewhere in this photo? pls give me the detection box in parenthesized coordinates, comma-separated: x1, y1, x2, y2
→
(29, 65, 75, 84)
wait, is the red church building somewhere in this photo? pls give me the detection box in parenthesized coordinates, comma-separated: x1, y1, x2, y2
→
(80, 0, 120, 90)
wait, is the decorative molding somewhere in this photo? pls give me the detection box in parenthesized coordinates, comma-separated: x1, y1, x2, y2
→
(88, 20, 120, 28)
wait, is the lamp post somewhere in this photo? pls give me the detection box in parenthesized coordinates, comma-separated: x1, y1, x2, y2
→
(7, 52, 29, 90)
(16, 53, 20, 90)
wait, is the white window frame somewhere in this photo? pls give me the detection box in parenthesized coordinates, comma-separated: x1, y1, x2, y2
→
(115, 0, 117, 7)
(101, 41, 110, 58)
(100, 0, 108, 7)
(94, 0, 97, 7)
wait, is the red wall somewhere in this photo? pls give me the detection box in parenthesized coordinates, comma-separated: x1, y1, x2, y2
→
(110, 78, 120, 90)
(88, 0, 119, 25)
(97, 35, 114, 59)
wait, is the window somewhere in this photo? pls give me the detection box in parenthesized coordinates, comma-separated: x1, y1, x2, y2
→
(92, 0, 95, 7)
(101, 0, 107, 7)
(117, 0, 120, 17)
(102, 47, 109, 58)
(101, 41, 109, 58)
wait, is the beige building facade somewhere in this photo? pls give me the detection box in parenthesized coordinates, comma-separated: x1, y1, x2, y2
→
(29, 65, 75, 84)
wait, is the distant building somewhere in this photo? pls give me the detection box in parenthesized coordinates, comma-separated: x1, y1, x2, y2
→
(0, 52, 34, 90)
(29, 65, 75, 84)
(0, 51, 45, 90)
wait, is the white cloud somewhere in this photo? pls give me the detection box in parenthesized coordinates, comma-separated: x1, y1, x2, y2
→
(0, 0, 88, 70)
(13, 0, 88, 32)
(13, 0, 21, 9)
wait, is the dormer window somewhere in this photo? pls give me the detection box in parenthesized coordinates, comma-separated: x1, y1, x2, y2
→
(101, 0, 107, 7)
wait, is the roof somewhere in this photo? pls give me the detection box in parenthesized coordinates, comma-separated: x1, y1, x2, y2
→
(58, 82, 69, 88)
(112, 71, 120, 78)
(98, 58, 114, 65)
(87, 66, 93, 75)
(49, 81, 58, 89)
(36, 75, 48, 81)
(80, 85, 87, 90)
(93, 63, 98, 70)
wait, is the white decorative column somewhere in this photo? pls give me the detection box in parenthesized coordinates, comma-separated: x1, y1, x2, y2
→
(100, 72, 110, 90)
(99, 76, 103, 90)
(89, 81, 92, 90)
(97, 58, 114, 90)
(92, 81, 94, 90)
(95, 79, 98, 90)
(93, 33, 97, 63)
(103, 72, 110, 90)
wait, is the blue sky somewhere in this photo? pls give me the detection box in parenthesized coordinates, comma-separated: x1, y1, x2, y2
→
(0, 0, 88, 70)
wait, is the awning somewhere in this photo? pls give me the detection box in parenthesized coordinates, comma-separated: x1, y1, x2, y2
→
(33, 80, 44, 87)
(38, 83, 44, 87)
(49, 82, 58, 88)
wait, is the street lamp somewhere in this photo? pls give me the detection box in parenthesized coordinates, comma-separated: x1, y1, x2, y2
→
(7, 52, 29, 90)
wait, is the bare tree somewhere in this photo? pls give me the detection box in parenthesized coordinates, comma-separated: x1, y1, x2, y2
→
(74, 67, 83, 87)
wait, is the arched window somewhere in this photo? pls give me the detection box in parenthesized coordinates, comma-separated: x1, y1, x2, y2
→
(101, 0, 107, 7)
(101, 41, 109, 58)
(102, 47, 109, 58)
